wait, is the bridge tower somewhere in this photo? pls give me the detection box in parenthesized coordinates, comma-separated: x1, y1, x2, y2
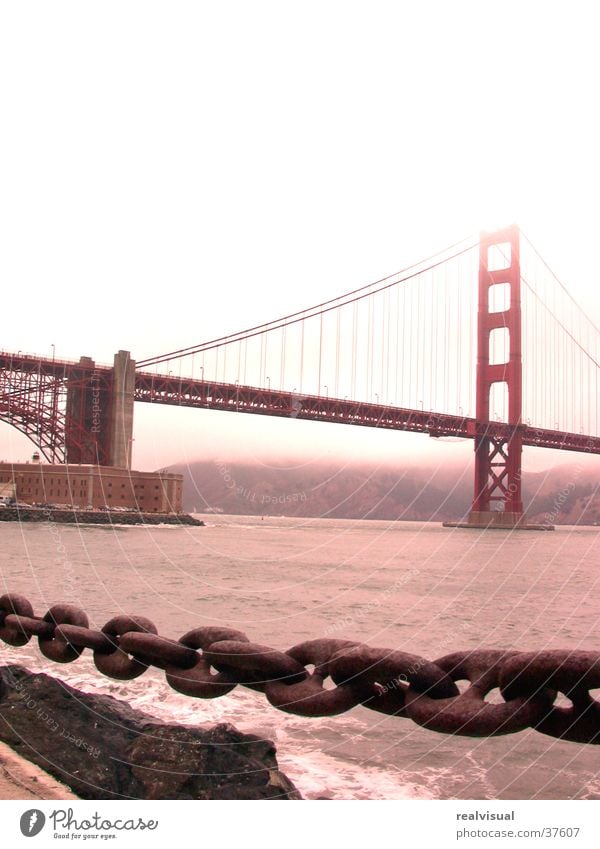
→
(468, 225, 526, 528)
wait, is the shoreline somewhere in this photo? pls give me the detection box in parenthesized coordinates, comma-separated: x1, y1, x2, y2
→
(0, 666, 302, 800)
(0, 506, 204, 526)
(0, 741, 77, 800)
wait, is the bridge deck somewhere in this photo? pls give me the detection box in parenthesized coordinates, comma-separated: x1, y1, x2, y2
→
(133, 371, 600, 456)
(2, 352, 599, 457)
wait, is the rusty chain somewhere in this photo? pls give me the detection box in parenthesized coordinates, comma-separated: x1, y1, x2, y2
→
(0, 592, 599, 744)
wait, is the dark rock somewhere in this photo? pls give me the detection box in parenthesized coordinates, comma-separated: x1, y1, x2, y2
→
(0, 665, 301, 800)
(0, 507, 204, 526)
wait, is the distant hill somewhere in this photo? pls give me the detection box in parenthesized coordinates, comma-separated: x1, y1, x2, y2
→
(524, 466, 600, 526)
(171, 457, 600, 525)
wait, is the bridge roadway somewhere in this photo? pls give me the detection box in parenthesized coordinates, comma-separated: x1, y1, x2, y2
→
(2, 351, 600, 457)
(134, 369, 600, 455)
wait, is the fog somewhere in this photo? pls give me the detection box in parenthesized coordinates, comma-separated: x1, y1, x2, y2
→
(1, 3, 600, 479)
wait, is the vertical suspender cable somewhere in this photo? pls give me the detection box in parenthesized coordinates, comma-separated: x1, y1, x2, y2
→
(300, 317, 305, 395)
(393, 281, 398, 405)
(281, 325, 286, 391)
(444, 260, 450, 413)
(351, 300, 357, 400)
(366, 294, 372, 400)
(457, 258, 462, 416)
(381, 289, 390, 404)
(429, 270, 434, 412)
(335, 305, 341, 399)
(318, 312, 323, 396)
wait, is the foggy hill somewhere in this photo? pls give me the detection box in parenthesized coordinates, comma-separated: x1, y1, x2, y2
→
(171, 458, 600, 525)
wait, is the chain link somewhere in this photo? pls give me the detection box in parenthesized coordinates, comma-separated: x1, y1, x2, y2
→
(1, 593, 599, 743)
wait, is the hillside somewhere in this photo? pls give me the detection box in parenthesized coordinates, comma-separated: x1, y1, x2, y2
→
(171, 457, 600, 525)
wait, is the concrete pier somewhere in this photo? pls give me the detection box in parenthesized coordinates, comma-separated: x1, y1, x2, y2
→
(65, 356, 108, 464)
(108, 350, 135, 469)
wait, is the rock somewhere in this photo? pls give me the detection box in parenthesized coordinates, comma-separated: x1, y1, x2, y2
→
(0, 507, 204, 526)
(0, 665, 301, 800)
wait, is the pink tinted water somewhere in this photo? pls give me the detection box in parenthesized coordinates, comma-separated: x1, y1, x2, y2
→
(1, 516, 599, 799)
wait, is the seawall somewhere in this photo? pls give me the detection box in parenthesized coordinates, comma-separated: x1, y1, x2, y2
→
(0, 507, 204, 526)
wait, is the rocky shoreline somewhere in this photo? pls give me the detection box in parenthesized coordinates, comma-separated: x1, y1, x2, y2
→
(0, 665, 301, 800)
(0, 506, 204, 526)
(0, 740, 77, 800)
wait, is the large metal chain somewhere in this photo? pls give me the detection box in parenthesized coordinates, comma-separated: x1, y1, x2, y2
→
(1, 593, 599, 744)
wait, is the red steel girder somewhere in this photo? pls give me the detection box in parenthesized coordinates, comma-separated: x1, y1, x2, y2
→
(0, 351, 112, 463)
(3, 351, 600, 463)
(132, 371, 600, 456)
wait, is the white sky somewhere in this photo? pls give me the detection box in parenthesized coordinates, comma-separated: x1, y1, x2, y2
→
(1, 2, 599, 475)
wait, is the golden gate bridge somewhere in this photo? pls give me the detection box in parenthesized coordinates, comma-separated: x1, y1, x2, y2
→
(2, 225, 600, 528)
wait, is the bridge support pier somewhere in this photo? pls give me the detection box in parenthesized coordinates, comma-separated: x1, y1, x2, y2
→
(64, 350, 135, 469)
(108, 350, 135, 469)
(65, 357, 112, 464)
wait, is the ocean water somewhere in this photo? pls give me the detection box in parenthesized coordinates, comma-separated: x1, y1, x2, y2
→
(1, 514, 599, 800)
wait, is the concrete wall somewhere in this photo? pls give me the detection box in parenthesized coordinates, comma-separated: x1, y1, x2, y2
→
(108, 350, 135, 469)
(0, 463, 183, 514)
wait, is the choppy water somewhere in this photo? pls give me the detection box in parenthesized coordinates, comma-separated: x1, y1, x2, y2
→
(1, 515, 599, 799)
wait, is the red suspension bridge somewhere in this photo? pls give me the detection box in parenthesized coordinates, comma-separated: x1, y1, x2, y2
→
(2, 225, 600, 528)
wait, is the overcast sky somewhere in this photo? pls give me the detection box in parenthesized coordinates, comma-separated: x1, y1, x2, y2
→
(1, 2, 599, 476)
